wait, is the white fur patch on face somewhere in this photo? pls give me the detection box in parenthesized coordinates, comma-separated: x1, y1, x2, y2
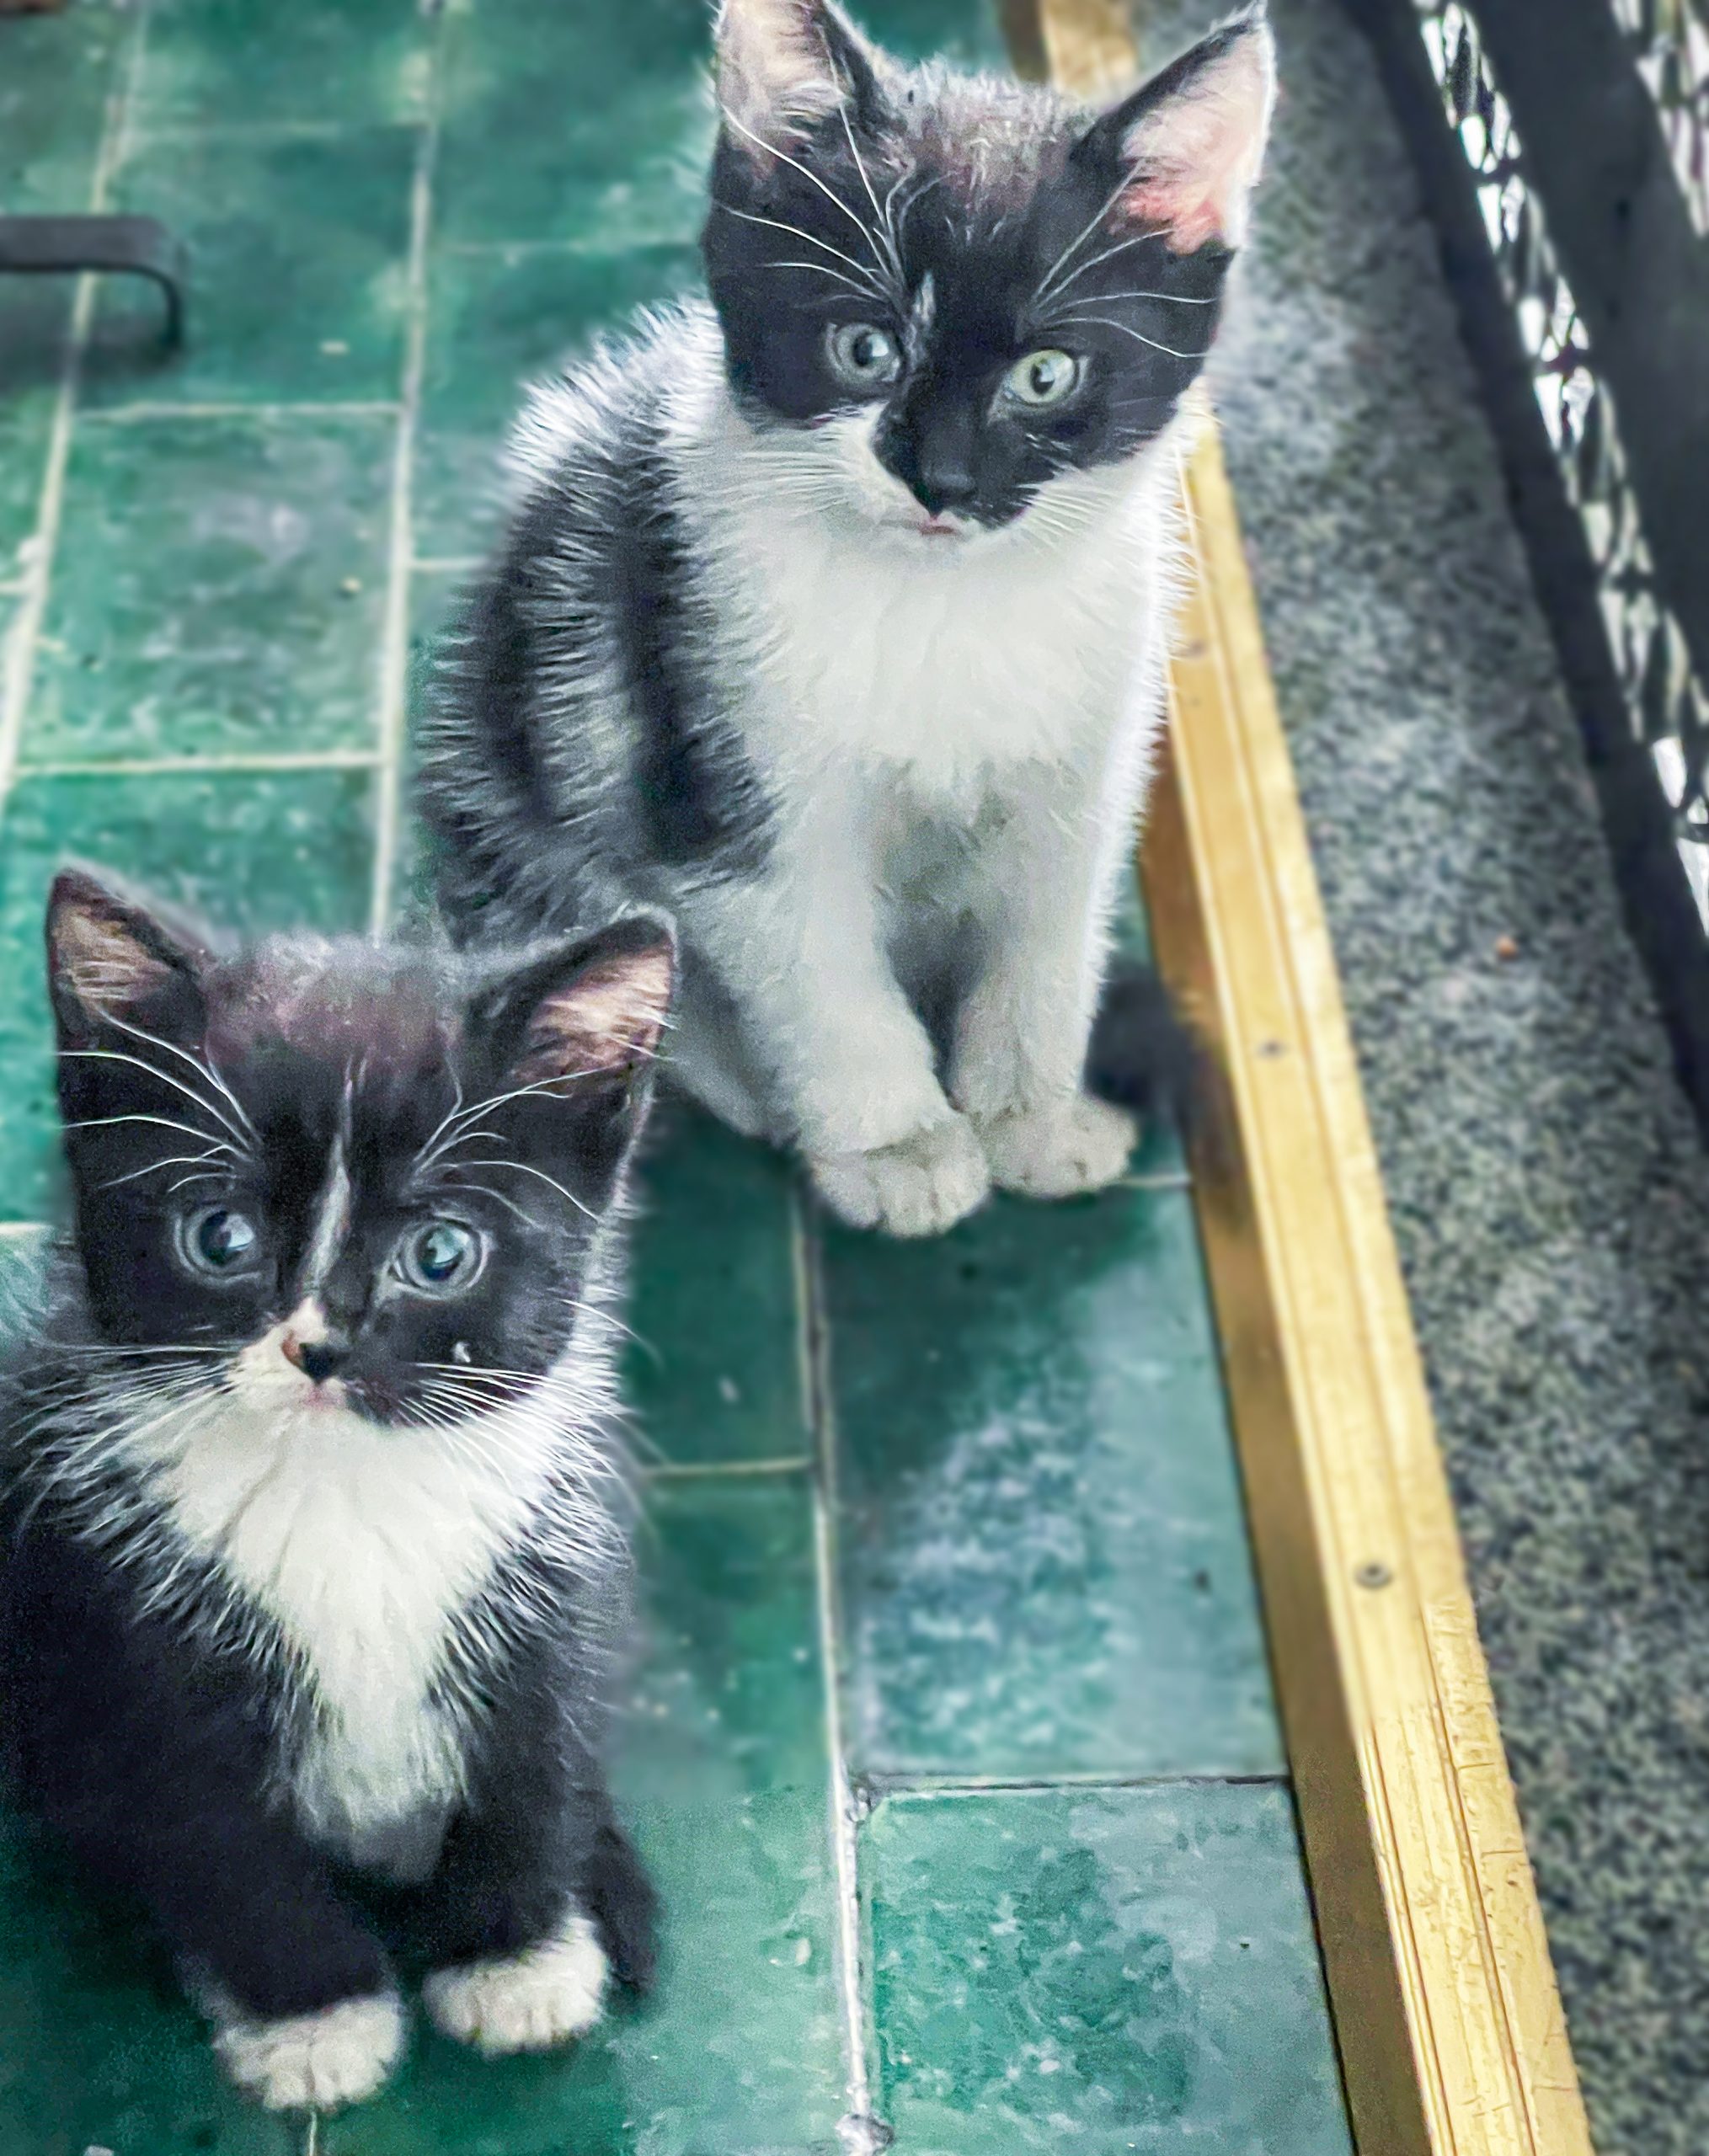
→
(232, 1300, 343, 1409)
(1120, 25, 1277, 251)
(423, 1906, 608, 2057)
(209, 1989, 405, 2111)
(300, 1131, 353, 1293)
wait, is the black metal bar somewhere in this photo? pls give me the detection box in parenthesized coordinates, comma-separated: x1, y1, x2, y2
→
(1461, 0, 1709, 698)
(1339, 0, 1709, 1143)
(0, 214, 188, 345)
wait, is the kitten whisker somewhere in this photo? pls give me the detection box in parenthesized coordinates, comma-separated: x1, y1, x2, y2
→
(829, 50, 905, 291)
(715, 104, 901, 299)
(1031, 171, 1143, 314)
(59, 1049, 253, 1155)
(63, 1112, 239, 1153)
(100, 1145, 231, 1192)
(437, 1178, 542, 1231)
(1060, 317, 1211, 363)
(413, 1071, 609, 1179)
(444, 1157, 595, 1218)
(42, 1340, 224, 1358)
(1040, 228, 1164, 305)
(1049, 288, 1218, 312)
(708, 200, 890, 304)
(410, 1364, 628, 1433)
(99, 1010, 260, 1145)
(565, 1297, 647, 1351)
(767, 260, 892, 302)
(166, 1168, 229, 1197)
(883, 169, 943, 264)
(410, 1072, 467, 1180)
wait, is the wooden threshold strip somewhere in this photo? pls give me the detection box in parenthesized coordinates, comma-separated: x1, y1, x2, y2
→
(1012, 3, 1598, 2152)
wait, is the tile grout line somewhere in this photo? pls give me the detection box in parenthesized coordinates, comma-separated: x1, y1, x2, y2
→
(440, 237, 700, 261)
(862, 1769, 1294, 1798)
(126, 119, 392, 147)
(0, 3, 151, 830)
(792, 1184, 883, 2146)
(78, 399, 403, 424)
(367, 11, 446, 935)
(644, 1455, 813, 1480)
(19, 750, 383, 780)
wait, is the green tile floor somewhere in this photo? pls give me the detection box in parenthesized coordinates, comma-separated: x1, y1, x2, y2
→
(0, 2, 1355, 2149)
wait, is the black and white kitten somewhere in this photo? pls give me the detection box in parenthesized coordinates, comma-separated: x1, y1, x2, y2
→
(422, 0, 1273, 1236)
(0, 868, 672, 2111)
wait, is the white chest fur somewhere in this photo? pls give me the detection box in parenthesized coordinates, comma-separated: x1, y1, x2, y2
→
(136, 1386, 563, 1852)
(684, 385, 1186, 814)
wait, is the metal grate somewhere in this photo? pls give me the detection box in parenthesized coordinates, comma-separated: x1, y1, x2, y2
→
(1615, 0, 1709, 233)
(1414, 0, 1709, 915)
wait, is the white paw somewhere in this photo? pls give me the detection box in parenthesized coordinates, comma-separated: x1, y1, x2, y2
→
(976, 1094, 1139, 1198)
(809, 1114, 991, 1237)
(211, 1992, 405, 2112)
(424, 1909, 608, 2057)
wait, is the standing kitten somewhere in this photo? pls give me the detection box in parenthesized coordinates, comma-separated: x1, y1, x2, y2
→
(422, 0, 1273, 1235)
(0, 869, 672, 2111)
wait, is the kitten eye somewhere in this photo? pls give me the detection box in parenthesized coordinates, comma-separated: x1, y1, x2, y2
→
(179, 1205, 259, 1278)
(1002, 349, 1081, 409)
(398, 1219, 484, 1297)
(827, 322, 902, 392)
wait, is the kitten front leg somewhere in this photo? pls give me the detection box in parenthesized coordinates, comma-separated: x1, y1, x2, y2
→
(412, 1692, 650, 2057)
(950, 766, 1141, 1198)
(202, 1988, 407, 2114)
(11, 1557, 405, 2112)
(94, 1808, 402, 2111)
(414, 1816, 606, 2054)
(685, 819, 990, 1235)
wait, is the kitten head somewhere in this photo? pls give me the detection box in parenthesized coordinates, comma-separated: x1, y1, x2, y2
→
(702, 0, 1274, 541)
(45, 867, 674, 1430)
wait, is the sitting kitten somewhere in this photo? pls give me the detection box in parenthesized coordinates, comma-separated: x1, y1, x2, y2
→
(422, 0, 1273, 1235)
(0, 868, 672, 2111)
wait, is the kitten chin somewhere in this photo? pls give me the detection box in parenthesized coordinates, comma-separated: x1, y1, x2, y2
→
(0, 867, 670, 2108)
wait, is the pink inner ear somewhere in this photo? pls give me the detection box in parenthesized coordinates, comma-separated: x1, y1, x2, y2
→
(718, 0, 846, 149)
(520, 947, 673, 1084)
(1118, 37, 1274, 253)
(1121, 168, 1244, 256)
(55, 910, 176, 1016)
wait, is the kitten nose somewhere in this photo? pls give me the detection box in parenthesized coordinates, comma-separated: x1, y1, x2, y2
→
(282, 1333, 347, 1385)
(879, 409, 980, 517)
(908, 448, 979, 516)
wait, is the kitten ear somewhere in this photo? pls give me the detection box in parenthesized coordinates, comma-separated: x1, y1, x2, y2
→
(1076, 6, 1275, 253)
(714, 0, 885, 150)
(45, 866, 211, 1041)
(474, 915, 676, 1094)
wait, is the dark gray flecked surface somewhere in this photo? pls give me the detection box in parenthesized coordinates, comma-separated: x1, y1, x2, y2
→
(1135, 1, 1709, 2147)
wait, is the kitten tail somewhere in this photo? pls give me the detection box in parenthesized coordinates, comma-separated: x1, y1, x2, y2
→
(1085, 959, 1210, 1142)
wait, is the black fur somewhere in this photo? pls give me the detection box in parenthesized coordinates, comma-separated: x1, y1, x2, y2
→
(422, 342, 775, 948)
(1086, 958, 1206, 1135)
(0, 868, 670, 2045)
